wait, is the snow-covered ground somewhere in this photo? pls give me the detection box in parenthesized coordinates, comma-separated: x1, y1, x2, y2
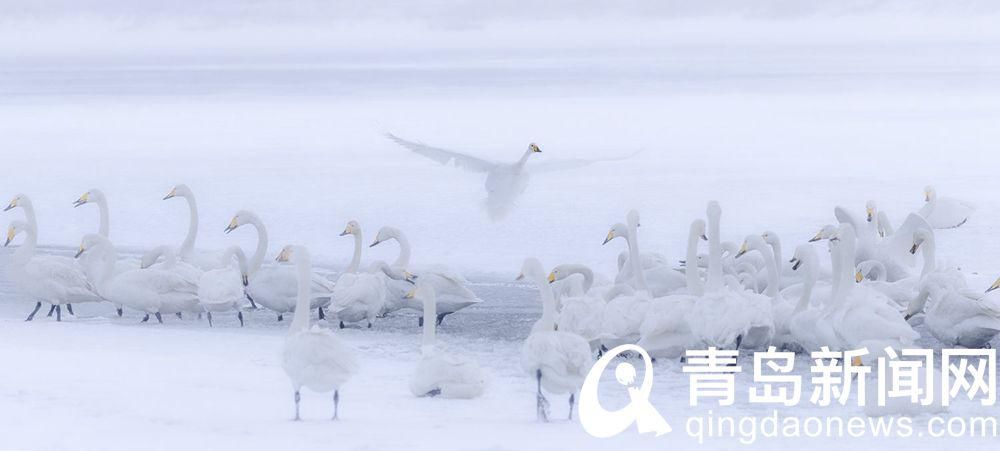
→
(2, 3, 1000, 450)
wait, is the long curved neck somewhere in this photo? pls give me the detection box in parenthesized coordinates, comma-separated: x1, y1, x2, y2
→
(769, 238, 782, 278)
(391, 230, 411, 268)
(247, 213, 268, 276)
(707, 213, 723, 291)
(626, 221, 647, 292)
(347, 231, 363, 273)
(289, 254, 312, 334)
(12, 225, 38, 267)
(95, 197, 110, 238)
(21, 200, 38, 231)
(686, 226, 703, 295)
(757, 245, 779, 298)
(422, 290, 437, 349)
(920, 236, 936, 277)
(516, 148, 533, 167)
(562, 264, 595, 292)
(536, 273, 557, 331)
(795, 255, 817, 312)
(829, 243, 842, 305)
(870, 261, 887, 282)
(180, 194, 198, 257)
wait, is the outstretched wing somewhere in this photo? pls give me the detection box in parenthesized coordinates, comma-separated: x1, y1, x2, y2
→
(526, 150, 640, 174)
(385, 133, 498, 173)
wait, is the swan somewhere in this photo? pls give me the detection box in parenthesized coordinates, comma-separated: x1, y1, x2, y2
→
(599, 212, 655, 346)
(855, 260, 916, 311)
(761, 230, 807, 290)
(636, 219, 707, 359)
(406, 282, 487, 398)
(548, 264, 606, 352)
(162, 184, 224, 270)
(224, 210, 333, 321)
(141, 245, 203, 285)
(403, 270, 483, 327)
(386, 133, 637, 221)
(906, 275, 1000, 348)
(197, 245, 252, 327)
(75, 234, 199, 323)
(733, 235, 780, 350)
(918, 185, 975, 229)
(787, 244, 841, 352)
(278, 245, 358, 421)
(605, 211, 684, 297)
(811, 213, 928, 282)
(688, 202, 773, 350)
(518, 258, 592, 422)
(331, 221, 387, 329)
(73, 188, 139, 316)
(5, 219, 102, 321)
(369, 226, 415, 315)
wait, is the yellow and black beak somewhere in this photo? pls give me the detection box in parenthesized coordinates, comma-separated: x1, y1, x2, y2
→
(790, 257, 801, 271)
(242, 274, 249, 287)
(73, 193, 89, 208)
(602, 230, 615, 245)
(162, 188, 177, 200)
(530, 143, 541, 153)
(808, 232, 823, 243)
(403, 271, 417, 285)
(866, 208, 874, 223)
(339, 226, 351, 237)
(404, 288, 416, 299)
(855, 270, 864, 283)
(700, 234, 708, 241)
(75, 245, 86, 258)
(987, 277, 1000, 293)
(735, 242, 748, 258)
(369, 239, 381, 248)
(224, 217, 239, 234)
(5, 228, 15, 247)
(276, 248, 291, 262)
(3, 199, 17, 212)
(515, 273, 525, 281)
(909, 243, 919, 255)
(547, 272, 556, 284)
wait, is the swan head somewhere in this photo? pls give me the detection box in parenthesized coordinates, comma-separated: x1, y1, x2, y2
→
(404, 281, 435, 300)
(789, 244, 816, 271)
(546, 264, 581, 284)
(276, 245, 307, 263)
(4, 220, 28, 247)
(74, 189, 105, 208)
(808, 224, 838, 242)
(517, 257, 545, 282)
(924, 185, 936, 202)
(370, 226, 401, 248)
(162, 184, 192, 200)
(140, 246, 175, 269)
(987, 277, 1000, 293)
(737, 234, 767, 258)
(3, 194, 27, 212)
(603, 222, 628, 245)
(75, 233, 110, 258)
(528, 143, 542, 153)
(760, 230, 779, 246)
(910, 229, 932, 254)
(224, 210, 256, 234)
(626, 209, 641, 228)
(706, 201, 721, 220)
(691, 219, 708, 241)
(865, 200, 877, 223)
(340, 220, 361, 237)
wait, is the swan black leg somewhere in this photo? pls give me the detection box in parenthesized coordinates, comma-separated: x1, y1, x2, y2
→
(55, 305, 62, 322)
(294, 390, 301, 421)
(367, 321, 372, 329)
(175, 312, 182, 319)
(141, 314, 150, 323)
(207, 312, 214, 327)
(246, 294, 258, 310)
(66, 304, 74, 316)
(116, 307, 123, 317)
(155, 312, 163, 324)
(332, 390, 339, 421)
(46, 304, 56, 317)
(339, 321, 345, 329)
(536, 369, 549, 422)
(568, 393, 575, 420)
(418, 316, 424, 327)
(318, 308, 326, 320)
(237, 311, 244, 327)
(436, 313, 447, 326)
(25, 302, 42, 321)
(277, 314, 283, 322)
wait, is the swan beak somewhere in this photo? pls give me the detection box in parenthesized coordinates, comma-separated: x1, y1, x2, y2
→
(602, 231, 615, 245)
(162, 188, 176, 200)
(987, 278, 1000, 293)
(855, 270, 864, 283)
(224, 218, 238, 234)
(515, 273, 525, 281)
(735, 242, 748, 258)
(909, 243, 919, 255)
(404, 271, 417, 285)
(369, 239, 381, 248)
(529, 143, 541, 153)
(700, 234, 708, 241)
(547, 272, 556, 284)
(404, 288, 416, 299)
(339, 226, 351, 237)
(74, 245, 85, 258)
(242, 274, 249, 287)
(808, 232, 822, 242)
(3, 199, 16, 212)
(866, 208, 874, 222)
(790, 258, 801, 271)
(276, 248, 291, 262)
(73, 193, 89, 208)
(903, 312, 914, 321)
(925, 192, 931, 202)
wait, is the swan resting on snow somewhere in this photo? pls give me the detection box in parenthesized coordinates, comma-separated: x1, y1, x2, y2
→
(279, 245, 358, 421)
(918, 185, 974, 229)
(385, 133, 637, 221)
(407, 282, 486, 398)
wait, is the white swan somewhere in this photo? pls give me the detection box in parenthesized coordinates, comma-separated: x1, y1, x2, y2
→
(331, 220, 387, 329)
(636, 219, 706, 359)
(761, 230, 806, 289)
(75, 234, 199, 323)
(197, 245, 252, 327)
(599, 212, 655, 346)
(548, 264, 606, 352)
(278, 245, 358, 421)
(73, 188, 139, 317)
(918, 185, 975, 229)
(787, 244, 841, 353)
(162, 184, 224, 270)
(225, 210, 333, 321)
(906, 275, 1000, 348)
(518, 258, 592, 422)
(855, 260, 916, 311)
(5, 219, 102, 321)
(369, 226, 419, 316)
(733, 235, 779, 350)
(386, 133, 636, 221)
(406, 282, 486, 398)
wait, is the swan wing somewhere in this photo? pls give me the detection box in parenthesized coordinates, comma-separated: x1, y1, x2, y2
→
(525, 150, 640, 174)
(385, 133, 498, 173)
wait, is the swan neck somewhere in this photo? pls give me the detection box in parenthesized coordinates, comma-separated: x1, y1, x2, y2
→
(12, 224, 38, 266)
(97, 197, 110, 238)
(516, 148, 533, 166)
(759, 245, 779, 298)
(920, 235, 936, 277)
(626, 221, 647, 292)
(422, 290, 436, 347)
(248, 214, 268, 277)
(686, 226, 703, 295)
(707, 213, 723, 291)
(392, 232, 411, 268)
(795, 256, 816, 312)
(563, 264, 594, 292)
(347, 231, 363, 273)
(180, 194, 198, 257)
(289, 255, 312, 334)
(537, 274, 557, 331)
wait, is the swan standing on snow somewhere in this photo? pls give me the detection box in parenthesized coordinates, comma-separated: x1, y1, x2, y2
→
(548, 264, 606, 352)
(162, 184, 224, 270)
(197, 246, 252, 327)
(75, 234, 199, 324)
(406, 282, 486, 398)
(139, 245, 204, 318)
(5, 220, 102, 321)
(73, 188, 137, 317)
(919, 185, 975, 229)
(331, 221, 387, 329)
(385, 133, 636, 221)
(518, 258, 592, 422)
(278, 245, 358, 421)
(224, 210, 333, 321)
